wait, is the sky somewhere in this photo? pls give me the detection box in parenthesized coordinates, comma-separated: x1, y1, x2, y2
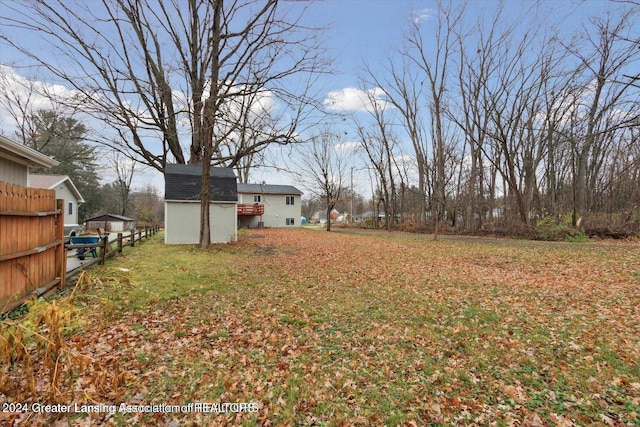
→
(0, 0, 636, 199)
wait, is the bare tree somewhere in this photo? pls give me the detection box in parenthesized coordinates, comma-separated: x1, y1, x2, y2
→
(403, 0, 465, 238)
(1, 0, 329, 247)
(110, 152, 137, 216)
(131, 184, 164, 223)
(560, 11, 640, 226)
(297, 131, 348, 232)
(354, 89, 401, 230)
(363, 55, 429, 228)
(448, 6, 507, 232)
(352, 1, 638, 237)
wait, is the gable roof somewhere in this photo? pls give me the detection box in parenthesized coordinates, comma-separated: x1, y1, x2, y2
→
(237, 183, 303, 195)
(29, 174, 85, 203)
(0, 134, 59, 168)
(84, 213, 134, 222)
(164, 163, 237, 202)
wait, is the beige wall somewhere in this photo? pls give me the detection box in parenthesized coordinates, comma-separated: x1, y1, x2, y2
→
(0, 157, 28, 186)
(165, 201, 237, 244)
(86, 220, 125, 232)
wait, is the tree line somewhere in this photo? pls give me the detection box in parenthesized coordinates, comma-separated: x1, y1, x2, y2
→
(342, 1, 639, 238)
(1, 1, 637, 242)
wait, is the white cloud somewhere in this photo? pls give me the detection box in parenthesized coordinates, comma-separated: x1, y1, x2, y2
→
(411, 8, 434, 25)
(323, 87, 391, 113)
(0, 64, 88, 135)
(0, 64, 75, 110)
(334, 141, 359, 152)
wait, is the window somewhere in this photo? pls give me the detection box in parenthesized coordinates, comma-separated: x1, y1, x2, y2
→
(286, 196, 294, 205)
(254, 195, 261, 203)
(286, 217, 295, 225)
(68, 202, 73, 215)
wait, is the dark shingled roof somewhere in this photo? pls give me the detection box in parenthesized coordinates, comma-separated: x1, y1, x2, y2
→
(164, 163, 237, 202)
(237, 183, 303, 195)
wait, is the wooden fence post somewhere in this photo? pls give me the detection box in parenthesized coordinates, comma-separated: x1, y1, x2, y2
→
(117, 232, 123, 253)
(100, 235, 108, 265)
(131, 230, 135, 247)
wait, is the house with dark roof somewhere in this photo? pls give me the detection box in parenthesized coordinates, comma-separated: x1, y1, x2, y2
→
(164, 163, 238, 244)
(237, 183, 303, 228)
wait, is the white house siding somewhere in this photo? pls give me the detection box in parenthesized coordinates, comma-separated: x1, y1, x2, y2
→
(244, 193, 301, 228)
(165, 201, 237, 244)
(0, 158, 28, 186)
(52, 182, 79, 226)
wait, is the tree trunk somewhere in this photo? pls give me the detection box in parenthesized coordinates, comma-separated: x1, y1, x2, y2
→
(199, 0, 222, 248)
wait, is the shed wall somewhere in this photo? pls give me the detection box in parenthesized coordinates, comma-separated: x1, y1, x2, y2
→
(86, 220, 125, 232)
(165, 201, 237, 244)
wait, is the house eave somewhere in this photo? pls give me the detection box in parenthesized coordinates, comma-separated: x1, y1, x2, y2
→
(61, 177, 85, 203)
(0, 135, 60, 168)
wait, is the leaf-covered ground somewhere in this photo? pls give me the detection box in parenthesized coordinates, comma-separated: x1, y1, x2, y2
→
(2, 229, 639, 426)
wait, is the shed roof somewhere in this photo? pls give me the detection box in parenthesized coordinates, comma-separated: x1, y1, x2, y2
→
(237, 183, 303, 195)
(164, 163, 237, 202)
(84, 213, 135, 222)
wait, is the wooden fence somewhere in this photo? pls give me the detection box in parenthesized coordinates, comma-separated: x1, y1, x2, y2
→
(65, 225, 160, 279)
(0, 182, 65, 313)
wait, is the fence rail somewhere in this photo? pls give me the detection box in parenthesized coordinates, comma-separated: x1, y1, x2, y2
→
(0, 182, 65, 313)
(65, 225, 160, 279)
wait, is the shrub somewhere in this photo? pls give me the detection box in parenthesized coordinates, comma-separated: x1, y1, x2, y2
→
(565, 230, 589, 243)
(536, 214, 588, 242)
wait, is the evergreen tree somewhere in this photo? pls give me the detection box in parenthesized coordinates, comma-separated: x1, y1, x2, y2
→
(22, 110, 102, 221)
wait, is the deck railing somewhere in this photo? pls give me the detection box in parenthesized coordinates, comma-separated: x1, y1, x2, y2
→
(237, 203, 264, 216)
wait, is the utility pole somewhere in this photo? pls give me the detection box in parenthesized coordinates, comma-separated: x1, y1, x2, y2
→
(350, 167, 354, 225)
